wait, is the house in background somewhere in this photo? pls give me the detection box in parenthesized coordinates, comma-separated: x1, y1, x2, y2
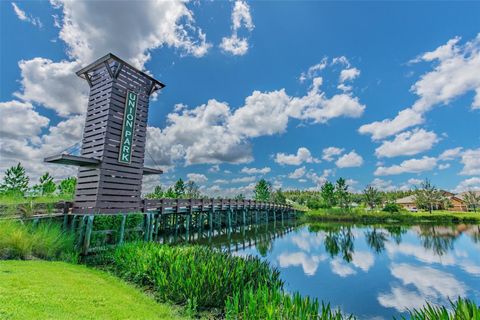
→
(449, 194, 468, 211)
(395, 190, 472, 212)
(395, 195, 417, 211)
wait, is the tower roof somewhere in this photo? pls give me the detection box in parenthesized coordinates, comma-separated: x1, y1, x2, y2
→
(76, 53, 165, 93)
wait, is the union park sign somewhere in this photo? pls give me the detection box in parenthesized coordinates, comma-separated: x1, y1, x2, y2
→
(119, 91, 138, 164)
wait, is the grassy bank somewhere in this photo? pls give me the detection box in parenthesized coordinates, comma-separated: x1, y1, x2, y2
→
(303, 208, 480, 224)
(0, 260, 185, 320)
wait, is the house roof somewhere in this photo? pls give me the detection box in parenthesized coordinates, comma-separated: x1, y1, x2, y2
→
(440, 190, 455, 197)
(395, 191, 478, 204)
(396, 195, 416, 204)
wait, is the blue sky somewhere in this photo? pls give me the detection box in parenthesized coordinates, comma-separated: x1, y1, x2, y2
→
(1, 1, 479, 196)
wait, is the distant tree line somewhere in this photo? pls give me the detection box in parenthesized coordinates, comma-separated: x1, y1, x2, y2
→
(0, 163, 76, 199)
(2, 163, 479, 212)
(146, 178, 288, 204)
(145, 178, 202, 199)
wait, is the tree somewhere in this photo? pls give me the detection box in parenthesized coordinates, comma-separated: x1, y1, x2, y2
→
(164, 187, 176, 198)
(58, 177, 77, 198)
(185, 181, 201, 199)
(174, 178, 186, 198)
(37, 172, 56, 196)
(335, 178, 350, 210)
(254, 179, 271, 201)
(463, 191, 480, 212)
(271, 189, 286, 204)
(146, 185, 164, 199)
(0, 163, 29, 196)
(415, 179, 446, 213)
(321, 181, 335, 208)
(363, 185, 382, 209)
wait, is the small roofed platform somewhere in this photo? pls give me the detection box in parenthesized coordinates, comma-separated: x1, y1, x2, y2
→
(44, 154, 162, 175)
(142, 167, 163, 175)
(44, 154, 100, 167)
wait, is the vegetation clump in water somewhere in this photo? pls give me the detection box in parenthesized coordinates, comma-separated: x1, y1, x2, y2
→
(100, 241, 326, 318)
(401, 297, 480, 320)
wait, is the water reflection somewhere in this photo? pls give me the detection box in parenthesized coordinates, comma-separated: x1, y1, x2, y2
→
(191, 220, 299, 255)
(215, 222, 480, 319)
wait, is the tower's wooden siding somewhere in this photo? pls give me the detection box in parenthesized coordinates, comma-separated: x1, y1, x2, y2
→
(73, 59, 155, 214)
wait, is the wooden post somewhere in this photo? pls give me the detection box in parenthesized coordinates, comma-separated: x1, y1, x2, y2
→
(227, 209, 232, 234)
(186, 214, 191, 240)
(149, 213, 155, 241)
(82, 215, 94, 255)
(143, 213, 150, 241)
(70, 215, 78, 233)
(208, 210, 213, 240)
(174, 213, 179, 236)
(76, 215, 86, 250)
(118, 214, 126, 244)
(153, 213, 160, 241)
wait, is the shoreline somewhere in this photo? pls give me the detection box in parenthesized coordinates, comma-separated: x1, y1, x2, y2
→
(302, 209, 480, 224)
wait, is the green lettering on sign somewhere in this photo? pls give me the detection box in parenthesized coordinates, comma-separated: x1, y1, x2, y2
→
(118, 91, 137, 164)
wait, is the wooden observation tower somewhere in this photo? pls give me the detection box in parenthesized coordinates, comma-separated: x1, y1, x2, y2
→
(45, 53, 165, 214)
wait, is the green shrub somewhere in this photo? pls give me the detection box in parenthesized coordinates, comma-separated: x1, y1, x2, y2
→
(382, 203, 401, 213)
(109, 242, 282, 310)
(226, 284, 353, 320)
(0, 220, 77, 262)
(400, 297, 480, 320)
(306, 198, 324, 210)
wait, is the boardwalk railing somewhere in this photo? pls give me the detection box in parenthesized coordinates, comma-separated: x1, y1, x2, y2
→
(143, 198, 293, 214)
(4, 198, 298, 255)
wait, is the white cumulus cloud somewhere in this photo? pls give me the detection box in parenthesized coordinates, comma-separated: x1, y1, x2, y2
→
(460, 148, 480, 175)
(220, 0, 254, 56)
(52, 0, 211, 67)
(374, 156, 437, 176)
(339, 67, 360, 83)
(186, 173, 208, 184)
(335, 151, 363, 168)
(322, 146, 345, 162)
(11, 2, 42, 28)
(241, 167, 271, 175)
(275, 147, 320, 166)
(453, 177, 480, 193)
(375, 128, 439, 158)
(288, 166, 306, 179)
(360, 34, 480, 140)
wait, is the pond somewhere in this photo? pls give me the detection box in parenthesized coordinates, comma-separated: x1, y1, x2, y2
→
(203, 222, 480, 319)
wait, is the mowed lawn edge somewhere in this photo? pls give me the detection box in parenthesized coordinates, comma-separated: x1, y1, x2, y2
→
(0, 260, 186, 320)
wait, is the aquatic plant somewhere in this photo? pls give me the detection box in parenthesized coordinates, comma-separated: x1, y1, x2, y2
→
(225, 284, 354, 320)
(400, 297, 480, 320)
(110, 242, 282, 310)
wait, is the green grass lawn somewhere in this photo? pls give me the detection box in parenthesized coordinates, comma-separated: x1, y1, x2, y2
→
(0, 260, 186, 320)
(304, 208, 480, 223)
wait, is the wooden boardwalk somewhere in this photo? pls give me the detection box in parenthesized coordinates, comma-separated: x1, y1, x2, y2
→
(54, 198, 298, 254)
